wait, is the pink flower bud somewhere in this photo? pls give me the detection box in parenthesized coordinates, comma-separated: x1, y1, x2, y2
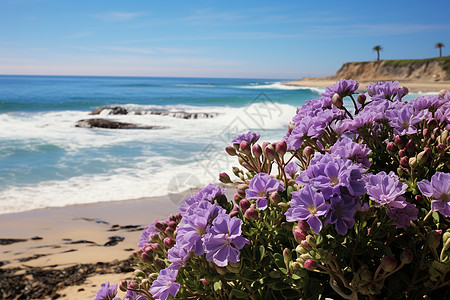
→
(219, 172, 232, 184)
(293, 227, 306, 243)
(380, 255, 397, 272)
(303, 146, 315, 159)
(276, 140, 287, 156)
(415, 195, 424, 204)
(437, 143, 445, 153)
(427, 118, 438, 131)
(400, 249, 413, 264)
(225, 146, 237, 156)
(300, 239, 311, 250)
(304, 259, 318, 271)
(200, 278, 208, 287)
(239, 141, 251, 155)
(400, 156, 409, 167)
(398, 149, 406, 157)
(405, 139, 415, 153)
(394, 136, 405, 148)
(264, 144, 276, 161)
(298, 220, 310, 233)
(119, 280, 128, 292)
(128, 281, 139, 290)
(168, 221, 177, 230)
(357, 93, 366, 105)
(252, 144, 262, 157)
(269, 191, 281, 204)
(244, 206, 259, 220)
(262, 141, 270, 150)
(163, 237, 175, 249)
(288, 122, 295, 134)
(239, 198, 251, 212)
(386, 142, 396, 152)
(154, 221, 166, 232)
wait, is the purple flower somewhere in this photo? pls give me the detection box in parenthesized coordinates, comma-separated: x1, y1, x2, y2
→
(325, 193, 356, 235)
(149, 268, 180, 300)
(387, 202, 418, 229)
(245, 173, 285, 210)
(285, 161, 299, 178)
(168, 241, 192, 269)
(204, 215, 249, 267)
(386, 104, 417, 135)
(329, 137, 371, 168)
(366, 81, 400, 101)
(95, 282, 118, 300)
(418, 172, 450, 217)
(138, 222, 159, 249)
(123, 290, 146, 300)
(180, 184, 226, 217)
(285, 185, 331, 233)
(177, 202, 225, 255)
(322, 79, 359, 98)
(232, 131, 260, 144)
(296, 153, 366, 199)
(365, 171, 407, 208)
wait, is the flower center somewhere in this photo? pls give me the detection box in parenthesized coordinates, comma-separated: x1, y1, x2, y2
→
(196, 226, 206, 235)
(258, 190, 267, 197)
(308, 205, 317, 215)
(330, 176, 339, 186)
(402, 121, 410, 129)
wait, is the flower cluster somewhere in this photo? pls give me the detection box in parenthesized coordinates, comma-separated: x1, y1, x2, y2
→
(95, 80, 450, 299)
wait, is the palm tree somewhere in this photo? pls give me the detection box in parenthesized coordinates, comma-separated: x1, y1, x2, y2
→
(373, 45, 383, 61)
(435, 42, 445, 57)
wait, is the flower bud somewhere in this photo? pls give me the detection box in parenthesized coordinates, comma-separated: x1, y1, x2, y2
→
(397, 167, 404, 176)
(293, 227, 306, 243)
(128, 280, 139, 290)
(426, 230, 442, 249)
(215, 265, 228, 275)
(296, 244, 308, 254)
(239, 141, 251, 155)
(200, 278, 208, 287)
(306, 235, 316, 248)
(264, 144, 276, 161)
(165, 227, 174, 237)
(119, 280, 128, 292)
(239, 199, 250, 212)
(276, 140, 287, 156)
(225, 146, 237, 156)
(219, 172, 232, 184)
(269, 191, 281, 205)
(380, 255, 397, 273)
(304, 258, 318, 271)
(163, 237, 175, 249)
(409, 157, 418, 168)
(360, 269, 372, 282)
(332, 93, 343, 108)
(400, 249, 413, 264)
(283, 248, 292, 265)
(303, 146, 315, 160)
(141, 251, 153, 263)
(400, 156, 409, 167)
(298, 220, 310, 232)
(357, 93, 366, 105)
(439, 89, 449, 98)
(154, 221, 166, 233)
(288, 122, 295, 134)
(244, 206, 259, 220)
(417, 147, 431, 164)
(394, 136, 406, 148)
(168, 221, 177, 230)
(232, 166, 241, 176)
(229, 205, 239, 217)
(437, 143, 445, 153)
(300, 239, 311, 250)
(427, 118, 438, 131)
(155, 258, 166, 269)
(291, 262, 302, 271)
(415, 195, 424, 204)
(262, 141, 270, 150)
(386, 142, 396, 152)
(252, 144, 262, 157)
(405, 140, 415, 153)
(423, 128, 430, 137)
(398, 149, 406, 157)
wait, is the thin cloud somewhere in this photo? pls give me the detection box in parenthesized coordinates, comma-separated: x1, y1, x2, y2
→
(92, 11, 144, 21)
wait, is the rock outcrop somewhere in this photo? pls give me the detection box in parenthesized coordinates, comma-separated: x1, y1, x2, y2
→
(76, 118, 167, 130)
(90, 107, 218, 119)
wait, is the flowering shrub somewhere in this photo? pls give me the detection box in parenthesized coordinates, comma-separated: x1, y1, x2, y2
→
(95, 80, 450, 299)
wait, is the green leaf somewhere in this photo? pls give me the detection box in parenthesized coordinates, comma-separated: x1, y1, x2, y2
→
(274, 253, 285, 269)
(213, 281, 222, 291)
(232, 289, 249, 298)
(259, 245, 266, 262)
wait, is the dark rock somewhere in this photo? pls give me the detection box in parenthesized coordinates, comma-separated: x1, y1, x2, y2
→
(90, 106, 128, 115)
(31, 236, 43, 240)
(76, 118, 167, 130)
(65, 240, 97, 245)
(0, 238, 27, 245)
(89, 106, 218, 119)
(104, 235, 125, 247)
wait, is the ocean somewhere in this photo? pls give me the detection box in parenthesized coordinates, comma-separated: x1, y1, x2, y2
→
(0, 75, 426, 214)
(0, 75, 325, 214)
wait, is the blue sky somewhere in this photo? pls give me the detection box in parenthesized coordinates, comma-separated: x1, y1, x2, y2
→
(0, 0, 449, 79)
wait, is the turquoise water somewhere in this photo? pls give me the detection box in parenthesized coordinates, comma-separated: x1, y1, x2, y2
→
(0, 75, 324, 213)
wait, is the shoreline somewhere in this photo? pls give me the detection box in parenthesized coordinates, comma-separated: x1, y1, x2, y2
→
(0, 185, 236, 299)
(283, 78, 450, 93)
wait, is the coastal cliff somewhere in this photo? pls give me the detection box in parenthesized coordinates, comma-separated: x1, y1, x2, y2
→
(333, 56, 450, 81)
(284, 56, 450, 92)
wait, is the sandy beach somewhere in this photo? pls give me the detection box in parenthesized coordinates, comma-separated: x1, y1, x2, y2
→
(283, 78, 450, 93)
(0, 193, 184, 299)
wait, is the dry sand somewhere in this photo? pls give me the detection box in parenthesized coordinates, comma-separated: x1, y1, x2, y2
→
(283, 78, 450, 93)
